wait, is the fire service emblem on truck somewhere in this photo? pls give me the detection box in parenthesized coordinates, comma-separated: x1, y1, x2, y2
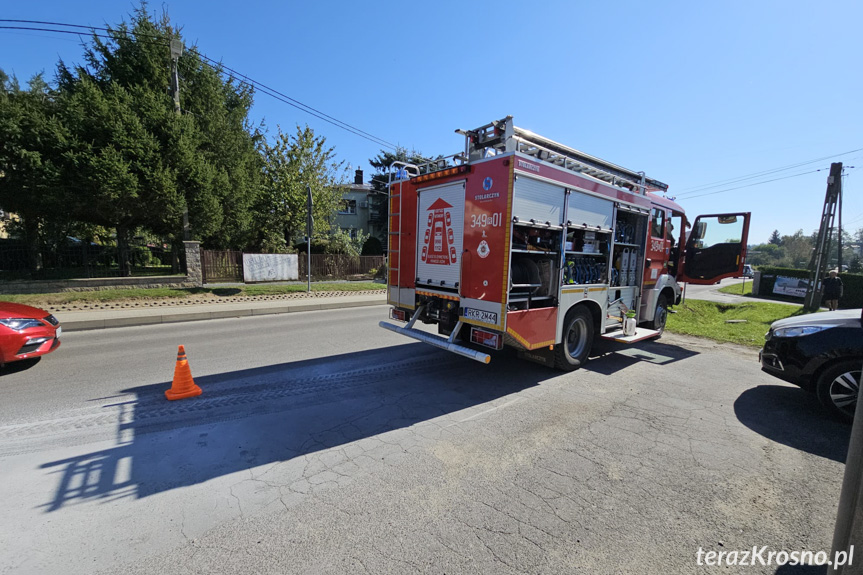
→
(477, 240, 490, 258)
(421, 198, 457, 265)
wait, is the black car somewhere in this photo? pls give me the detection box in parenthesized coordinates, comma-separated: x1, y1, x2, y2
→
(760, 309, 861, 422)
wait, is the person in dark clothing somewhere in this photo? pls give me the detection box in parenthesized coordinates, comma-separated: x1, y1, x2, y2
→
(822, 269, 843, 311)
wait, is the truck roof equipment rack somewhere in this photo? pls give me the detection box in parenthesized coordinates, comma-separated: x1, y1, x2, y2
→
(454, 116, 668, 195)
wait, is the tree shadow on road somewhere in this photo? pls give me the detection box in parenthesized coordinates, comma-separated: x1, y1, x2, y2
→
(734, 385, 850, 463)
(39, 343, 564, 512)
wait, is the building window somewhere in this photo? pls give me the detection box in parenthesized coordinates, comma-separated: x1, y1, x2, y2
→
(348, 228, 358, 239)
(339, 199, 357, 215)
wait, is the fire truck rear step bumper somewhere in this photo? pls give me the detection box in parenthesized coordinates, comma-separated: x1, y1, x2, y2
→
(378, 321, 491, 364)
(600, 328, 661, 344)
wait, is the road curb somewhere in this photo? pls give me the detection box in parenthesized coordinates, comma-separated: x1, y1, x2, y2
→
(61, 298, 387, 332)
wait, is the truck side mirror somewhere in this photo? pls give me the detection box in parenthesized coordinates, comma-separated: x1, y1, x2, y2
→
(693, 221, 707, 241)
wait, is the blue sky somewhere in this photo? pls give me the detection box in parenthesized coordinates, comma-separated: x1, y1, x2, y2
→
(1, 0, 860, 244)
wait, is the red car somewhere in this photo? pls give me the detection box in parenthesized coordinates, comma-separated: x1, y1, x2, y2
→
(0, 302, 61, 366)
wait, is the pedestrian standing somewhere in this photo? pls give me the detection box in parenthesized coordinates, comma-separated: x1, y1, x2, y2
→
(822, 269, 843, 311)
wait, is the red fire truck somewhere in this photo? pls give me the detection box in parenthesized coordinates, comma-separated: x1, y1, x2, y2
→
(380, 117, 750, 369)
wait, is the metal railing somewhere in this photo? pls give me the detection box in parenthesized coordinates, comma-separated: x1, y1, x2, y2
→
(0, 240, 175, 280)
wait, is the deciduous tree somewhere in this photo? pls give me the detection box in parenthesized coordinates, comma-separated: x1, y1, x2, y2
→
(256, 125, 345, 252)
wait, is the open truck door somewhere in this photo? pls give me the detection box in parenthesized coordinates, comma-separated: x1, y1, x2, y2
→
(678, 212, 750, 285)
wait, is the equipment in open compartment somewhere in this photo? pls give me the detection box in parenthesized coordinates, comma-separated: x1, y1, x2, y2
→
(509, 224, 559, 310)
(564, 227, 609, 285)
(611, 208, 646, 287)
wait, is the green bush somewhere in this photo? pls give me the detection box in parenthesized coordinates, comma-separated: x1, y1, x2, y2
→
(361, 236, 383, 255)
(375, 262, 387, 279)
(757, 266, 863, 309)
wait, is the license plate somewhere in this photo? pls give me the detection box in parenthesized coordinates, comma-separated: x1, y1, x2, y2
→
(463, 308, 498, 324)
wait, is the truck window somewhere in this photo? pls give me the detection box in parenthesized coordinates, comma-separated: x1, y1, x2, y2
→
(668, 216, 680, 246)
(683, 214, 747, 279)
(650, 208, 665, 239)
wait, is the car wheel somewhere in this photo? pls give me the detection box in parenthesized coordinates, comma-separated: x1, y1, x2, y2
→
(650, 294, 669, 335)
(555, 306, 594, 371)
(816, 360, 860, 423)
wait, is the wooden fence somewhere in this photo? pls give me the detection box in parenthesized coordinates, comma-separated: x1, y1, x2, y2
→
(299, 254, 385, 281)
(201, 250, 244, 283)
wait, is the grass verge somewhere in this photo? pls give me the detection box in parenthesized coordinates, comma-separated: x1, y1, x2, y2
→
(667, 300, 809, 347)
(718, 280, 818, 306)
(1, 282, 385, 307)
(717, 280, 753, 296)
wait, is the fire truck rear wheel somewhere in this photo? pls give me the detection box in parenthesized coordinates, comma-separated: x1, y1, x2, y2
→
(555, 306, 594, 371)
(651, 294, 669, 335)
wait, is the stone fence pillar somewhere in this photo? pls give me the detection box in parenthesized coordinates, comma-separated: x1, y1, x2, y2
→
(183, 241, 202, 287)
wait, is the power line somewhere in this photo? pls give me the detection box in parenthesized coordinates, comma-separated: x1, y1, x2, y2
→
(196, 53, 397, 150)
(0, 20, 399, 151)
(0, 25, 102, 38)
(675, 148, 862, 196)
(0, 22, 397, 149)
(674, 147, 863, 197)
(0, 19, 114, 32)
(679, 168, 827, 200)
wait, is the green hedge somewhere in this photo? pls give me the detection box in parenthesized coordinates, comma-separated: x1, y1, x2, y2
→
(757, 266, 862, 309)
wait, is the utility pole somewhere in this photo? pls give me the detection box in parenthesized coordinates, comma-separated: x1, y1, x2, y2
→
(170, 38, 183, 115)
(170, 38, 190, 242)
(804, 162, 843, 311)
(306, 185, 313, 293)
(838, 177, 843, 271)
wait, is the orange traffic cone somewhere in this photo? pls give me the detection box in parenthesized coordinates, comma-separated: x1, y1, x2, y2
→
(165, 345, 202, 400)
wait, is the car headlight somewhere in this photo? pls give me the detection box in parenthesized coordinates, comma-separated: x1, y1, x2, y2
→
(772, 325, 834, 338)
(0, 318, 45, 331)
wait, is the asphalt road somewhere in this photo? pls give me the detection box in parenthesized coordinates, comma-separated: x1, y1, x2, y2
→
(0, 306, 848, 574)
(683, 276, 749, 299)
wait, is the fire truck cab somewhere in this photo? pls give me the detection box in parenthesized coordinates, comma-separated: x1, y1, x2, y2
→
(380, 117, 749, 370)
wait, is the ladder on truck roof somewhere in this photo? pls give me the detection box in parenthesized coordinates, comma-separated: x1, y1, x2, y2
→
(456, 116, 668, 195)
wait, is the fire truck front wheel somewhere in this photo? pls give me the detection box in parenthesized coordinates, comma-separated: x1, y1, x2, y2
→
(650, 294, 669, 335)
(555, 306, 594, 371)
